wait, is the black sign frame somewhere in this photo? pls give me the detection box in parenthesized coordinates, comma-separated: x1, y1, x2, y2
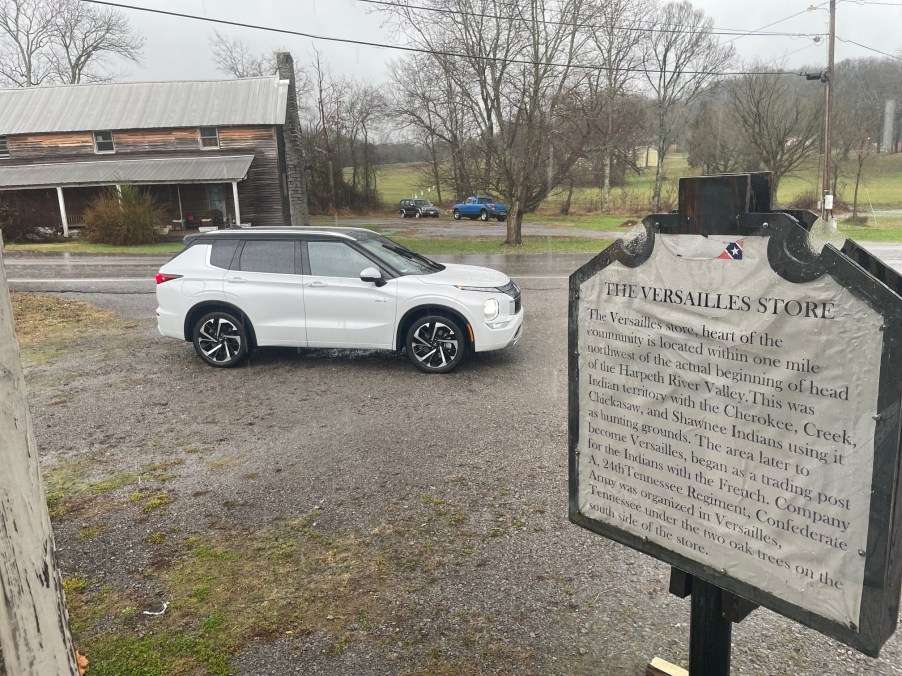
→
(568, 208, 902, 656)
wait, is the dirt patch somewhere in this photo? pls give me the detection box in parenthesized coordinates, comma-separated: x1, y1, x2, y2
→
(11, 293, 126, 345)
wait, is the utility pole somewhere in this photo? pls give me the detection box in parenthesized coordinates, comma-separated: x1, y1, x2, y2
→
(821, 0, 837, 222)
(0, 255, 78, 674)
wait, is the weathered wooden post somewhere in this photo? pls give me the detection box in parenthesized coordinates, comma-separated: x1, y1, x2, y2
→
(0, 252, 78, 674)
(569, 172, 902, 671)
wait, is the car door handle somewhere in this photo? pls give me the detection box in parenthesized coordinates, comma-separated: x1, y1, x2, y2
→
(226, 277, 246, 284)
(306, 281, 328, 287)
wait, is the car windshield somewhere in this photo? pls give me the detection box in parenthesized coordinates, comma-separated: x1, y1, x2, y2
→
(357, 234, 445, 275)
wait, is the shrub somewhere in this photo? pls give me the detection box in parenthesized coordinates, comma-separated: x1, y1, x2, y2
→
(83, 185, 164, 246)
(0, 193, 48, 243)
(787, 191, 818, 210)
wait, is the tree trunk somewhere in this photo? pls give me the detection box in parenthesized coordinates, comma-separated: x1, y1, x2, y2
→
(652, 145, 666, 213)
(0, 257, 79, 675)
(601, 102, 615, 212)
(505, 203, 523, 246)
(853, 160, 864, 220)
(602, 146, 613, 212)
(560, 181, 574, 216)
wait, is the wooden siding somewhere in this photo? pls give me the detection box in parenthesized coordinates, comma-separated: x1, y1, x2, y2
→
(0, 126, 288, 227)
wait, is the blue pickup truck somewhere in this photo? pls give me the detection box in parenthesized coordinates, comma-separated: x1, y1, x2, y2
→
(451, 195, 507, 222)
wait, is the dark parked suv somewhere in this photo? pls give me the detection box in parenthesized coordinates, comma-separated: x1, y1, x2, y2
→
(399, 199, 440, 219)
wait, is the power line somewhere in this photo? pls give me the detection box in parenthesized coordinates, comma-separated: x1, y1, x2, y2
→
(79, 0, 805, 77)
(836, 35, 902, 60)
(722, 3, 829, 45)
(357, 0, 826, 38)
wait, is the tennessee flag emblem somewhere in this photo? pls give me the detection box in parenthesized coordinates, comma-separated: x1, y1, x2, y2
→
(717, 240, 744, 260)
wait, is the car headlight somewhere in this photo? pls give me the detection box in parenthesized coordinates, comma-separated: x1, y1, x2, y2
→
(456, 285, 503, 292)
(483, 298, 500, 321)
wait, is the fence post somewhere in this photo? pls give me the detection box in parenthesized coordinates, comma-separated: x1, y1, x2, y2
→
(0, 252, 78, 674)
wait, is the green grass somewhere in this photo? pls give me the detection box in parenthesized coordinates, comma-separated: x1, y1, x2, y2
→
(838, 215, 902, 242)
(373, 163, 441, 206)
(372, 151, 902, 215)
(391, 236, 612, 255)
(4, 241, 184, 254)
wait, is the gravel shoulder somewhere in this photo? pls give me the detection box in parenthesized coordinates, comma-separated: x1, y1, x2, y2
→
(10, 282, 902, 675)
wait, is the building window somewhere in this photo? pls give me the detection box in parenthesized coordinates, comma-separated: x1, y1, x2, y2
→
(93, 130, 115, 153)
(0, 136, 8, 158)
(199, 127, 219, 149)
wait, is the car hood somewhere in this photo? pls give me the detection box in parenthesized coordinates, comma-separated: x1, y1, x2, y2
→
(417, 263, 510, 287)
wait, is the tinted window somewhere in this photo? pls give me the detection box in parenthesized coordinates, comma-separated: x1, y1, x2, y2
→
(210, 239, 240, 269)
(308, 241, 375, 278)
(238, 240, 296, 274)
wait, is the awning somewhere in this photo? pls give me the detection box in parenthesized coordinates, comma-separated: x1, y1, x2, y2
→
(0, 155, 256, 190)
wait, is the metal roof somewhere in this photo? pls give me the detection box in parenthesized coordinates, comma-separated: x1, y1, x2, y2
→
(0, 77, 289, 135)
(0, 155, 255, 189)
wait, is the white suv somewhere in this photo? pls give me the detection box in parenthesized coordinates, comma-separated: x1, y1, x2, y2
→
(155, 227, 523, 373)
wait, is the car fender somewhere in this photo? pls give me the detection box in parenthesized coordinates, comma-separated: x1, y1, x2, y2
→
(394, 291, 476, 351)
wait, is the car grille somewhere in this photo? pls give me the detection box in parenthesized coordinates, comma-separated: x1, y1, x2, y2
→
(500, 281, 521, 313)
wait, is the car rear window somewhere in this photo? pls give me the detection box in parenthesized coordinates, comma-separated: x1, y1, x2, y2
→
(210, 239, 240, 269)
(237, 240, 296, 274)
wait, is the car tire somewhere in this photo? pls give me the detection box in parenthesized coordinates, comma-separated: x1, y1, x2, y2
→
(415, 210, 421, 219)
(400, 210, 407, 218)
(193, 311, 249, 368)
(453, 209, 461, 220)
(406, 315, 467, 374)
(479, 209, 489, 221)
(497, 216, 507, 222)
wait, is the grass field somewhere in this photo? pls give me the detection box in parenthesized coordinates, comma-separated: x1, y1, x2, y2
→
(377, 151, 902, 213)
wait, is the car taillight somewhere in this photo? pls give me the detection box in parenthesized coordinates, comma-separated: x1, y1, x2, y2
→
(155, 273, 182, 284)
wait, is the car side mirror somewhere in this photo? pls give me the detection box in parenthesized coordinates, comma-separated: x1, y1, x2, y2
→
(360, 267, 386, 287)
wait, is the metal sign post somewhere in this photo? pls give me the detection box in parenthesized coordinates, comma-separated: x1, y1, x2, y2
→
(569, 172, 902, 670)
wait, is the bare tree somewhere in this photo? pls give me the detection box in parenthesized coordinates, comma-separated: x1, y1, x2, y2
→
(590, 0, 652, 211)
(0, 0, 142, 86)
(50, 1, 142, 82)
(210, 30, 269, 78)
(686, 86, 753, 174)
(0, 0, 57, 86)
(643, 0, 733, 211)
(728, 65, 822, 206)
(379, 0, 596, 245)
(388, 53, 480, 203)
(850, 136, 873, 220)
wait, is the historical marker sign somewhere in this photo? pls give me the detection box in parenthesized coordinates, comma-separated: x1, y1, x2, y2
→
(569, 214, 902, 656)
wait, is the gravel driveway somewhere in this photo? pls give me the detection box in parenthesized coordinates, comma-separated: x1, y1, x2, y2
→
(10, 277, 902, 675)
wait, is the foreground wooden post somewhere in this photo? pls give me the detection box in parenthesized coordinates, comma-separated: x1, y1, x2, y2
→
(0, 253, 78, 674)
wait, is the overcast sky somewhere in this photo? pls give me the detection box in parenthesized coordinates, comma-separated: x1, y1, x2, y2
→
(118, 0, 901, 84)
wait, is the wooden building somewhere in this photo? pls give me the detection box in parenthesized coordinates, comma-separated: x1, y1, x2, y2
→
(0, 77, 292, 234)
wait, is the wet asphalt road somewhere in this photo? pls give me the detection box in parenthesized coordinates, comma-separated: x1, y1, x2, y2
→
(4, 242, 902, 294)
(1, 251, 601, 294)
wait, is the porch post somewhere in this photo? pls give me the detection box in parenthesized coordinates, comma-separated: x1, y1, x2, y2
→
(55, 186, 69, 237)
(232, 181, 241, 226)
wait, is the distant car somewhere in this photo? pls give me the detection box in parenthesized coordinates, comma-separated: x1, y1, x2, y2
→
(155, 227, 523, 374)
(452, 196, 507, 222)
(399, 198, 440, 219)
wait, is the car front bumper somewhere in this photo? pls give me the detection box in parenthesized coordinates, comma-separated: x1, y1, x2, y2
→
(471, 305, 524, 353)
